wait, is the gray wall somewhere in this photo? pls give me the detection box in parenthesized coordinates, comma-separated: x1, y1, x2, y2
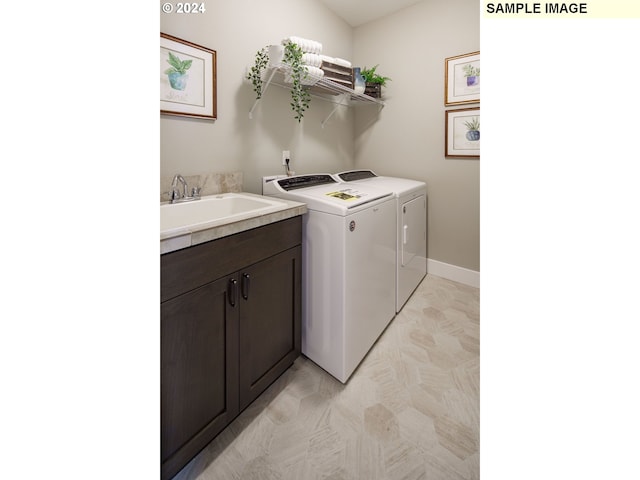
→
(161, 0, 356, 195)
(353, 0, 480, 272)
(161, 0, 479, 273)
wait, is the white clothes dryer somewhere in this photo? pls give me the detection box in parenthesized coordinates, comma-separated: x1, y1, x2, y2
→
(334, 170, 427, 312)
(263, 174, 396, 383)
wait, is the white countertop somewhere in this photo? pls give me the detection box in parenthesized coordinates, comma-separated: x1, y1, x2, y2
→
(161, 193, 307, 254)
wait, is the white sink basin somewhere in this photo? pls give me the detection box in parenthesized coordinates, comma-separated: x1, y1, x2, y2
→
(161, 192, 289, 237)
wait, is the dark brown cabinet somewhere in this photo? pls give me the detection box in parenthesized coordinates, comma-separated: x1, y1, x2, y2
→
(238, 248, 301, 410)
(161, 217, 302, 480)
(161, 276, 239, 474)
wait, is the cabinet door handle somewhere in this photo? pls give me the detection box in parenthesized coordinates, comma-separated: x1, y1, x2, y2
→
(228, 278, 238, 306)
(241, 273, 250, 300)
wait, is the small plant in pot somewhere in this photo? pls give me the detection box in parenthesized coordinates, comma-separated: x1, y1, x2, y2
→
(463, 64, 480, 87)
(165, 51, 192, 91)
(360, 65, 391, 98)
(464, 117, 480, 141)
(246, 41, 311, 122)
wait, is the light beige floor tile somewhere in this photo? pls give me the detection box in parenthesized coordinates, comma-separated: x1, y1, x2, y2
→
(168, 275, 479, 480)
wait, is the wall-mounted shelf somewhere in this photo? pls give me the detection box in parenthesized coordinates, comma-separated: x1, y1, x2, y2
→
(248, 64, 385, 127)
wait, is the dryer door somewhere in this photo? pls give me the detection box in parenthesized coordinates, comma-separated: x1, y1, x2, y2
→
(402, 195, 426, 267)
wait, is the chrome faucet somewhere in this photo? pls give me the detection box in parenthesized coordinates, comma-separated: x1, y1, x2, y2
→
(168, 174, 201, 203)
(171, 174, 188, 198)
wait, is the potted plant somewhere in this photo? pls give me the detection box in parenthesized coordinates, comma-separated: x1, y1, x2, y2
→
(360, 65, 391, 98)
(463, 64, 480, 87)
(165, 51, 192, 91)
(464, 117, 480, 141)
(246, 41, 311, 122)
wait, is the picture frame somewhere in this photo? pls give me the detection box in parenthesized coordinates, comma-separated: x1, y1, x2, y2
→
(445, 51, 480, 106)
(445, 107, 480, 158)
(160, 33, 217, 119)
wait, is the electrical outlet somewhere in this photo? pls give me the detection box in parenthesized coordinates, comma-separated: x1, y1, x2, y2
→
(282, 150, 290, 166)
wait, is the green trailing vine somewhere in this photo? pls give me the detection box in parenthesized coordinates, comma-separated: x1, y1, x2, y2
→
(283, 40, 311, 122)
(247, 41, 311, 122)
(247, 46, 268, 99)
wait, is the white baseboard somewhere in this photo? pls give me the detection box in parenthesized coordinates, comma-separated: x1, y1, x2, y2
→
(427, 259, 480, 288)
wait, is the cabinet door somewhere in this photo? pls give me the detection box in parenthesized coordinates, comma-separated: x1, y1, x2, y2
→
(238, 246, 301, 410)
(161, 275, 239, 479)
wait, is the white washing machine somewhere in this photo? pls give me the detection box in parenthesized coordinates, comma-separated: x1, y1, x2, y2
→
(334, 170, 427, 312)
(263, 174, 396, 383)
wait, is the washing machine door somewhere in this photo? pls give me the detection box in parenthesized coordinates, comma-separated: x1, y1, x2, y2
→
(402, 195, 426, 267)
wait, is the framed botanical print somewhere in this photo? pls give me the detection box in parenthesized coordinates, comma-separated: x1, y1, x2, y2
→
(160, 33, 217, 119)
(445, 51, 480, 106)
(445, 107, 480, 158)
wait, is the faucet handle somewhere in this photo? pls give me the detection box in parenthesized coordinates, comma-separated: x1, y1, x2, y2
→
(191, 186, 201, 197)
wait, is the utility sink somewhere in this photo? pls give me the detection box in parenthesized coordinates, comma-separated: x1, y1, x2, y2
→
(161, 192, 291, 237)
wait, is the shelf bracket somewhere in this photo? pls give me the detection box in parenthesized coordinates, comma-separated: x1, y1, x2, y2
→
(320, 94, 350, 128)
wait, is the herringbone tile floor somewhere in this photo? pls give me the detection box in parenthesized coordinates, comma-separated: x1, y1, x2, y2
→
(172, 274, 480, 480)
